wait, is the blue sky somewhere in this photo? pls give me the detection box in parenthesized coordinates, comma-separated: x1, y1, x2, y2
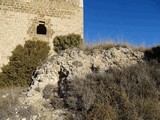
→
(84, 0, 160, 46)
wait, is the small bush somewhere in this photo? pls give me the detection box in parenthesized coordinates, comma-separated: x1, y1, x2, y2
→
(86, 104, 118, 120)
(0, 40, 50, 87)
(53, 34, 83, 52)
(145, 45, 160, 62)
(50, 97, 64, 109)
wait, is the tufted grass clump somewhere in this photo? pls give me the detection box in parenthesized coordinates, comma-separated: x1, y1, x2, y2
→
(0, 40, 50, 87)
(53, 33, 83, 52)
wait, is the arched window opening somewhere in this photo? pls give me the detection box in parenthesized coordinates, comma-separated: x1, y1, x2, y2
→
(37, 21, 47, 35)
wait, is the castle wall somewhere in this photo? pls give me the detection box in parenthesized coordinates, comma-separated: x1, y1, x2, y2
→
(0, 0, 83, 69)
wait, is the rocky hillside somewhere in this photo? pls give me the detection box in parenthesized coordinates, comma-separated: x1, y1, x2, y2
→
(2, 44, 160, 120)
(13, 46, 144, 120)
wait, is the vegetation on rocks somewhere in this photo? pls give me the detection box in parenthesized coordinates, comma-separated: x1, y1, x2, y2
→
(0, 40, 50, 87)
(29, 43, 160, 120)
(0, 40, 160, 120)
(53, 33, 83, 52)
(51, 60, 160, 120)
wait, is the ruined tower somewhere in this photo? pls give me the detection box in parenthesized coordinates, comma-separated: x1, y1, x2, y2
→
(0, 0, 83, 68)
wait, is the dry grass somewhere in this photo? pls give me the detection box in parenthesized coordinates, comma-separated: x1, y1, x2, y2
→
(82, 41, 148, 53)
(51, 60, 160, 120)
(0, 87, 27, 119)
(0, 86, 25, 105)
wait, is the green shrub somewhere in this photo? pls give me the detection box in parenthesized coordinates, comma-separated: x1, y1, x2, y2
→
(53, 34, 83, 52)
(0, 40, 50, 87)
(145, 46, 160, 62)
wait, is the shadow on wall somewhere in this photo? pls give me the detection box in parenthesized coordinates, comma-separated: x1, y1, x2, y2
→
(144, 46, 160, 62)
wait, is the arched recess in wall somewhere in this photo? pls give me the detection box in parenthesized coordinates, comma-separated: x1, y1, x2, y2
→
(27, 16, 54, 40)
(37, 21, 47, 35)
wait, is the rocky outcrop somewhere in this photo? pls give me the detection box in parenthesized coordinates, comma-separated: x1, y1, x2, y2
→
(17, 46, 144, 120)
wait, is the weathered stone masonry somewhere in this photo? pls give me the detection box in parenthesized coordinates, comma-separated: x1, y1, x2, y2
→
(0, 0, 83, 68)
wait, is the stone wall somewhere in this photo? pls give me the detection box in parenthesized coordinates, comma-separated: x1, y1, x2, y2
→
(0, 0, 83, 69)
(0, 0, 82, 17)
